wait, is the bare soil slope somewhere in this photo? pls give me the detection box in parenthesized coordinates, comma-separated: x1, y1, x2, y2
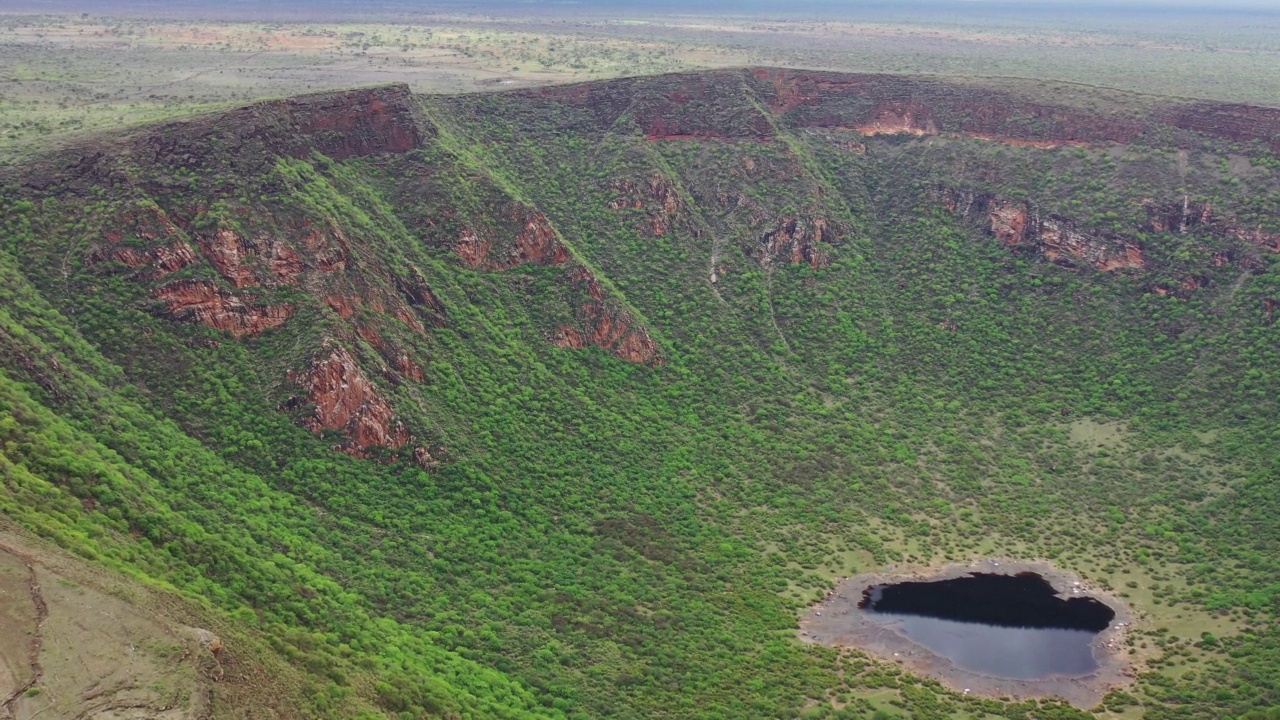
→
(0, 522, 292, 720)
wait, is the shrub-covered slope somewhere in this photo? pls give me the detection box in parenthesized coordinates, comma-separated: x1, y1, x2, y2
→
(2, 70, 1280, 718)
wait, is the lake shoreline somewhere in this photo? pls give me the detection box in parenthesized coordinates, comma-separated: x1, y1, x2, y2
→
(798, 558, 1137, 709)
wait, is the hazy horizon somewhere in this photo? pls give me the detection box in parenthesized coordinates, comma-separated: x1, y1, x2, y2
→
(4, 0, 1280, 16)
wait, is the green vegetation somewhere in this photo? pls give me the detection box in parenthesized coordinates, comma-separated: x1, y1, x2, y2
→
(5, 5, 1280, 163)
(2, 71, 1280, 719)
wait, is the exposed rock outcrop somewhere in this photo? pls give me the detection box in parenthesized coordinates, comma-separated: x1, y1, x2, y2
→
(455, 228, 494, 269)
(393, 352, 426, 383)
(509, 206, 570, 267)
(562, 267, 662, 364)
(446, 201, 659, 363)
(456, 205, 569, 270)
(608, 174, 682, 236)
(88, 240, 199, 279)
(323, 292, 429, 377)
(1228, 225, 1280, 253)
(147, 84, 427, 167)
(153, 280, 294, 337)
(283, 84, 425, 160)
(1143, 197, 1214, 234)
(1166, 102, 1280, 153)
(300, 223, 350, 273)
(412, 446, 442, 472)
(396, 266, 449, 329)
(513, 70, 774, 140)
(198, 228, 258, 288)
(1141, 197, 1279, 254)
(757, 215, 835, 269)
(580, 302, 662, 364)
(751, 69, 1147, 146)
(945, 190, 1145, 272)
(1153, 275, 1209, 298)
(86, 206, 201, 279)
(1038, 219, 1146, 272)
(290, 344, 409, 456)
(550, 326, 588, 349)
(97, 218, 314, 290)
(21, 85, 428, 195)
(856, 103, 938, 137)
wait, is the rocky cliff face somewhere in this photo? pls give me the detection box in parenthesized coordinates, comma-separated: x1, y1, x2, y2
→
(192, 225, 312, 289)
(86, 206, 200, 279)
(1144, 197, 1215, 234)
(19, 84, 428, 195)
(944, 190, 1145, 272)
(198, 228, 262, 288)
(289, 344, 409, 456)
(749, 69, 1146, 146)
(18, 67, 1280, 475)
(855, 103, 939, 137)
(609, 174, 682, 236)
(153, 280, 295, 338)
(1228, 225, 1280, 254)
(396, 266, 449, 329)
(511, 67, 1280, 151)
(281, 85, 425, 160)
(89, 239, 199, 280)
(75, 191, 452, 462)
(431, 186, 662, 363)
(943, 185, 1280, 299)
(1141, 197, 1280, 255)
(757, 215, 835, 270)
(506, 70, 775, 140)
(562, 267, 662, 365)
(148, 83, 428, 166)
(456, 205, 570, 270)
(1166, 103, 1280, 153)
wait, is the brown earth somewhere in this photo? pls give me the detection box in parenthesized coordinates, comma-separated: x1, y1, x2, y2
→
(0, 521, 310, 720)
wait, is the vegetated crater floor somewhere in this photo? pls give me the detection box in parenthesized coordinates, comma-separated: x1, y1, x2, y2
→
(799, 559, 1136, 709)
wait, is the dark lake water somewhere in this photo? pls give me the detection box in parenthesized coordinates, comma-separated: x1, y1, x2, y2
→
(859, 572, 1115, 679)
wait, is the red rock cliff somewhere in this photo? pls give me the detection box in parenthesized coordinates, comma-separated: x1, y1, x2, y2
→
(291, 344, 410, 455)
(456, 205, 569, 270)
(153, 280, 295, 337)
(1166, 103, 1280, 154)
(561, 267, 662, 365)
(750, 69, 1146, 146)
(944, 190, 1145, 272)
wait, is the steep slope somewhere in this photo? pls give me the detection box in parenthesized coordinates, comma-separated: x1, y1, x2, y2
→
(2, 71, 1280, 719)
(0, 519, 319, 720)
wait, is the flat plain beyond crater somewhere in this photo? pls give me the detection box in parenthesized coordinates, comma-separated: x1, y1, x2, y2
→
(799, 559, 1137, 709)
